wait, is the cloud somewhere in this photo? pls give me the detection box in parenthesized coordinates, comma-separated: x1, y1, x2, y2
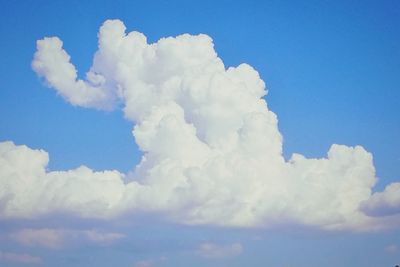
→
(0, 19, 398, 231)
(134, 256, 167, 267)
(10, 228, 65, 249)
(0, 141, 125, 218)
(134, 259, 155, 267)
(83, 229, 125, 243)
(9, 228, 125, 248)
(32, 37, 115, 110)
(361, 182, 400, 217)
(385, 244, 399, 253)
(0, 251, 42, 264)
(196, 242, 243, 258)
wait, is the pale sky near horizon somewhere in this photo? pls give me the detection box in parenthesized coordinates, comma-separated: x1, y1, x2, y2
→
(0, 1, 399, 267)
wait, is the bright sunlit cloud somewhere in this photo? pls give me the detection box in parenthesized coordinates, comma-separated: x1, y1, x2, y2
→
(0, 19, 399, 232)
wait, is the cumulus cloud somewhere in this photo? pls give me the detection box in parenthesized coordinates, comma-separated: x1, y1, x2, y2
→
(361, 182, 400, 217)
(0, 251, 42, 264)
(196, 242, 243, 258)
(32, 37, 115, 109)
(0, 141, 125, 218)
(0, 19, 398, 231)
(9, 228, 125, 248)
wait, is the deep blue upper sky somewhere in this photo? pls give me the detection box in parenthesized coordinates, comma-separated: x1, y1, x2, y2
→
(0, 1, 399, 266)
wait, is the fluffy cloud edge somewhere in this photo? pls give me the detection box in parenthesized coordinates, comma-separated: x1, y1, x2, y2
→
(1, 140, 399, 231)
(1, 19, 400, 232)
(361, 182, 400, 217)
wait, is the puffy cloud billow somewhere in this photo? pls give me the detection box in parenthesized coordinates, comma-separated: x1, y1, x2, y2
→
(1, 19, 399, 231)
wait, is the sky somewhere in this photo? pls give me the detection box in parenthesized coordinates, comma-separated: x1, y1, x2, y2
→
(0, 0, 399, 266)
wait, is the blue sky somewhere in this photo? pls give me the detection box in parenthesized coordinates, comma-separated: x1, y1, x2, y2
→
(0, 1, 399, 266)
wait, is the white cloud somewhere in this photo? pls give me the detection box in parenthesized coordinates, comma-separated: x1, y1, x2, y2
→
(0, 19, 398, 231)
(196, 242, 243, 258)
(9, 228, 125, 248)
(32, 37, 115, 110)
(0, 251, 42, 264)
(361, 182, 400, 217)
(0, 141, 126, 219)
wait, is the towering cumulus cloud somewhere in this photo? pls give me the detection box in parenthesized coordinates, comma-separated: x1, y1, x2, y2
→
(1, 20, 399, 230)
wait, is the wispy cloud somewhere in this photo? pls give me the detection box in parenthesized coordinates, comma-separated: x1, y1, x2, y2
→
(134, 259, 155, 267)
(196, 242, 243, 258)
(134, 256, 167, 267)
(83, 229, 125, 243)
(0, 251, 42, 264)
(10, 228, 65, 249)
(10, 228, 125, 248)
(385, 244, 399, 253)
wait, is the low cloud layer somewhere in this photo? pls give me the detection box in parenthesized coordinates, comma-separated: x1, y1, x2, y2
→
(0, 19, 399, 231)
